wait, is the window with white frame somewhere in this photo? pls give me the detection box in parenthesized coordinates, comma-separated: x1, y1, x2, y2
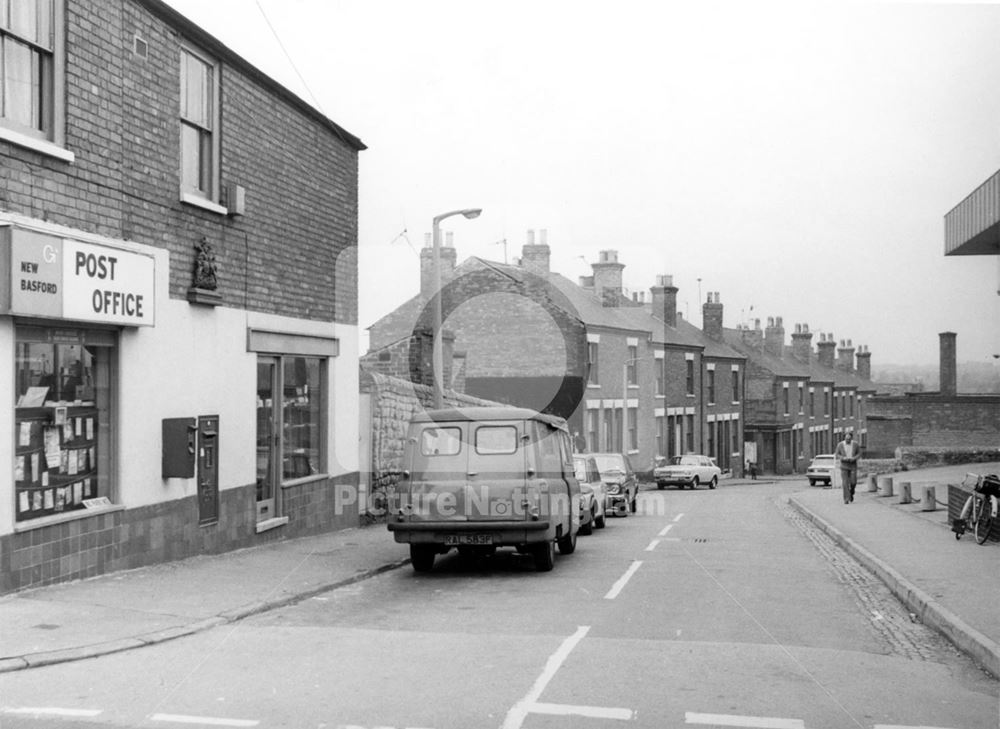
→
(626, 345, 638, 386)
(180, 44, 220, 203)
(587, 342, 599, 385)
(1, 0, 64, 145)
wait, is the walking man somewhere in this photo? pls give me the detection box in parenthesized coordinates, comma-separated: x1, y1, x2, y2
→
(835, 429, 860, 504)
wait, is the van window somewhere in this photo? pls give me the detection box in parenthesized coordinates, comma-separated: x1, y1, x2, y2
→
(420, 427, 462, 456)
(534, 423, 562, 477)
(475, 426, 518, 455)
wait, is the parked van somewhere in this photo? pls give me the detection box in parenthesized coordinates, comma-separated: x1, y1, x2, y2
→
(387, 407, 581, 572)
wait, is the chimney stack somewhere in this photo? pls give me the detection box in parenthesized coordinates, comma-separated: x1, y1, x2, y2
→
(703, 292, 724, 341)
(650, 274, 678, 327)
(420, 232, 457, 299)
(791, 323, 813, 364)
(836, 339, 855, 372)
(764, 316, 785, 357)
(817, 333, 837, 368)
(939, 332, 957, 396)
(521, 228, 551, 276)
(740, 318, 764, 350)
(856, 345, 872, 380)
(592, 250, 625, 307)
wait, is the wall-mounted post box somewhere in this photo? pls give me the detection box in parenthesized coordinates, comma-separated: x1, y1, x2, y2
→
(162, 417, 197, 478)
(198, 415, 219, 526)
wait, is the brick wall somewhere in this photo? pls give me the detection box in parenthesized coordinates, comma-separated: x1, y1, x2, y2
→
(868, 395, 1000, 450)
(3, 0, 361, 325)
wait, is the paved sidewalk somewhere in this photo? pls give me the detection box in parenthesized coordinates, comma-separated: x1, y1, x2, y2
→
(788, 462, 1000, 679)
(0, 523, 410, 673)
(1, 464, 997, 678)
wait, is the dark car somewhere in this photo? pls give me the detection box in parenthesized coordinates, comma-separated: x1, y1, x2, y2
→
(589, 452, 638, 516)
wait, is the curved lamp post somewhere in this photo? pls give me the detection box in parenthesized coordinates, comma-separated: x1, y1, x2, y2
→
(431, 208, 482, 408)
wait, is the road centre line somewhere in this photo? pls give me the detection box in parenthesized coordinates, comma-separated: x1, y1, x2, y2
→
(604, 560, 643, 600)
(686, 712, 804, 729)
(658, 523, 674, 536)
(673, 512, 685, 522)
(530, 701, 633, 720)
(874, 725, 961, 729)
(645, 539, 660, 551)
(3, 708, 102, 717)
(500, 625, 591, 729)
(150, 714, 260, 727)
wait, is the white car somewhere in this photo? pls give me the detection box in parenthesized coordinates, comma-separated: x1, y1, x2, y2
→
(573, 455, 607, 533)
(806, 454, 836, 487)
(654, 454, 721, 490)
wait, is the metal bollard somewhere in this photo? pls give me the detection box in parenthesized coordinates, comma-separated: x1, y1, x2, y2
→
(867, 474, 878, 493)
(921, 485, 937, 511)
(877, 475, 894, 497)
(899, 482, 912, 504)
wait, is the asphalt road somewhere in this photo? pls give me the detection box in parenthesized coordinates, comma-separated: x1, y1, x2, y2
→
(0, 481, 996, 729)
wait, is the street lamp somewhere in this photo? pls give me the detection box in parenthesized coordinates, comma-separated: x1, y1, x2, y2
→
(431, 208, 482, 408)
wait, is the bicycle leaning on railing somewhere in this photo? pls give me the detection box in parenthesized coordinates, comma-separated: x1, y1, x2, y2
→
(951, 472, 1000, 544)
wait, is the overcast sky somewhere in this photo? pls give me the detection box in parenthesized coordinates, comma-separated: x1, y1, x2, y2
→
(163, 0, 1000, 368)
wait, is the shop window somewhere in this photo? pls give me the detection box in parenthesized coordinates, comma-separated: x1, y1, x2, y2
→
(14, 325, 115, 522)
(256, 354, 326, 522)
(1, 0, 68, 153)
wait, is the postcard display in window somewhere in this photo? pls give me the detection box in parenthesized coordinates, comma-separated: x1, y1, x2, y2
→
(14, 336, 108, 521)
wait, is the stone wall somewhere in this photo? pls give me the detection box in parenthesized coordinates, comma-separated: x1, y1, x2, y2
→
(895, 446, 1000, 471)
(359, 369, 503, 522)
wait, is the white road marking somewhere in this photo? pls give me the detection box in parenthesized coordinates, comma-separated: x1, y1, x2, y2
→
(530, 701, 633, 720)
(3, 707, 102, 717)
(645, 539, 660, 551)
(673, 512, 685, 522)
(150, 713, 260, 727)
(874, 725, 962, 729)
(604, 560, 643, 600)
(501, 626, 590, 729)
(686, 713, 804, 729)
(658, 523, 675, 536)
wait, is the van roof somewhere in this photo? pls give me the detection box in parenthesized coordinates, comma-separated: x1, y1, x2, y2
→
(411, 407, 568, 431)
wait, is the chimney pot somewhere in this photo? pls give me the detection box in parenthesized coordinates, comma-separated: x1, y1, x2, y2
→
(526, 229, 535, 245)
(539, 229, 547, 245)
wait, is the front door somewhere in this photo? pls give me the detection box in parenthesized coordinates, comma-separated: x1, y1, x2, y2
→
(256, 357, 279, 522)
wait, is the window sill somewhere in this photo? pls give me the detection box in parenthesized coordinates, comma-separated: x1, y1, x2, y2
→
(255, 516, 289, 534)
(587, 384, 600, 389)
(0, 127, 74, 162)
(181, 192, 228, 216)
(281, 473, 329, 489)
(13, 503, 124, 533)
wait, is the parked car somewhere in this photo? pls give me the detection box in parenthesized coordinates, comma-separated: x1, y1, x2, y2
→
(589, 452, 638, 515)
(387, 407, 581, 572)
(806, 454, 836, 487)
(654, 454, 721, 489)
(573, 454, 607, 533)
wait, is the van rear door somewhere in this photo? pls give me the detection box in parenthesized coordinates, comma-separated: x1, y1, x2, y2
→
(407, 422, 469, 522)
(465, 420, 530, 522)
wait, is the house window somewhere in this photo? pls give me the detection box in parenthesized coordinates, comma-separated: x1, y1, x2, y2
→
(850, 394, 856, 417)
(603, 408, 614, 452)
(14, 325, 116, 522)
(180, 44, 220, 203)
(731, 369, 739, 402)
(587, 342, 599, 385)
(655, 357, 665, 396)
(810, 390, 815, 417)
(1, 0, 64, 146)
(686, 359, 694, 395)
(707, 370, 716, 405)
(798, 384, 804, 414)
(707, 422, 715, 459)
(783, 386, 789, 416)
(627, 407, 637, 451)
(626, 345, 638, 386)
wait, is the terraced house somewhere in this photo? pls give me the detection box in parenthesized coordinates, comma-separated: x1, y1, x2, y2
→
(1, 0, 364, 593)
(364, 236, 748, 477)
